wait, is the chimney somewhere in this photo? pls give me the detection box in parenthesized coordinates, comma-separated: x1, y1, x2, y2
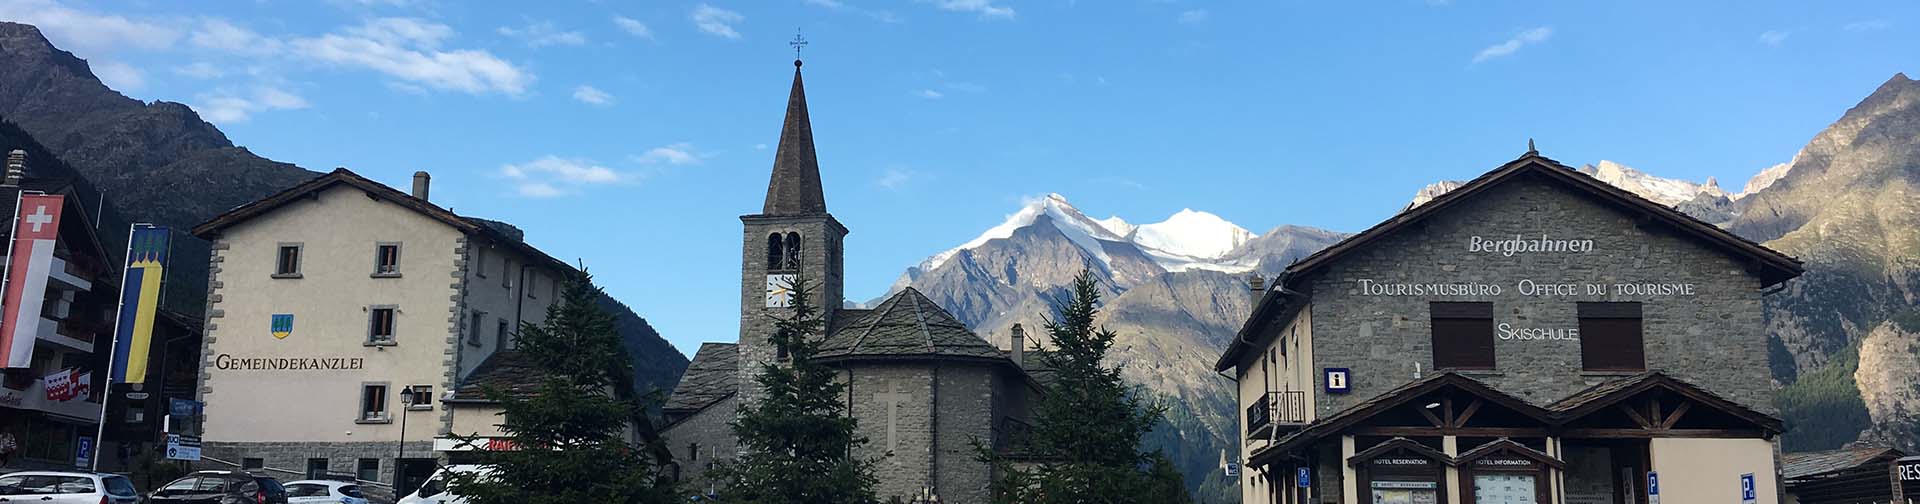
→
(411, 171, 431, 201)
(1010, 324, 1026, 368)
(1248, 274, 1267, 315)
(3, 150, 24, 187)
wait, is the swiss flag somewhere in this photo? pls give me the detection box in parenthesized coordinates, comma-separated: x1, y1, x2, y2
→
(1, 194, 65, 369)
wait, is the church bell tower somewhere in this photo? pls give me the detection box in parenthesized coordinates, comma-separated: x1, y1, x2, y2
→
(737, 58, 847, 402)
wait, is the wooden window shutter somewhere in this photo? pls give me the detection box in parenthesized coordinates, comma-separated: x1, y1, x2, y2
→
(1431, 302, 1494, 370)
(1578, 302, 1644, 371)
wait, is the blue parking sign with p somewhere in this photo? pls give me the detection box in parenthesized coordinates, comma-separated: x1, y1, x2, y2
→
(1297, 467, 1310, 487)
(1740, 472, 1755, 503)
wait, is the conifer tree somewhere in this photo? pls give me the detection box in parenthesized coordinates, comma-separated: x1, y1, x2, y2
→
(987, 270, 1192, 504)
(714, 277, 879, 504)
(445, 272, 681, 504)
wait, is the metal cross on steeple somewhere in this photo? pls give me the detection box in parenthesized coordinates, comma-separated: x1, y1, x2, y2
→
(790, 30, 808, 60)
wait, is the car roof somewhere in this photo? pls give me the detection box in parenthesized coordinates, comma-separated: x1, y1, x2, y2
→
(284, 480, 352, 487)
(0, 471, 106, 478)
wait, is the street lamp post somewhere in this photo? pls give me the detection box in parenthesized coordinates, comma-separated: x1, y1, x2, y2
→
(397, 386, 416, 490)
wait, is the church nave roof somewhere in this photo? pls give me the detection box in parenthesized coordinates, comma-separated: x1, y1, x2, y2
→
(818, 287, 1006, 362)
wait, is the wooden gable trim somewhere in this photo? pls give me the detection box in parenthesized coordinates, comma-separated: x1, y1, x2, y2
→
(1348, 437, 1456, 468)
(1455, 438, 1564, 470)
(1556, 373, 1783, 434)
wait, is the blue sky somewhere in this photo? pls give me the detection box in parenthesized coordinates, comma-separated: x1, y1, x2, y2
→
(4, 0, 1914, 357)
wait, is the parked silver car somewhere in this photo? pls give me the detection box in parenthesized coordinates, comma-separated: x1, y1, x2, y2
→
(283, 480, 368, 504)
(0, 471, 140, 504)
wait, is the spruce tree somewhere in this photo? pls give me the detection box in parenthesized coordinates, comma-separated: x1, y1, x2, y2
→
(987, 270, 1192, 504)
(444, 272, 682, 504)
(714, 278, 879, 504)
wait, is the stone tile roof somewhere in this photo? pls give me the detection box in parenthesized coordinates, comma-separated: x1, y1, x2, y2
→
(451, 351, 542, 402)
(1782, 446, 1903, 480)
(663, 342, 739, 413)
(818, 287, 1005, 362)
(761, 61, 826, 216)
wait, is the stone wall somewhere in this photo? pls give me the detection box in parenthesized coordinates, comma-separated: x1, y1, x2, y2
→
(201, 440, 437, 501)
(659, 394, 739, 495)
(844, 363, 934, 501)
(933, 363, 997, 504)
(736, 215, 845, 407)
(1306, 176, 1774, 412)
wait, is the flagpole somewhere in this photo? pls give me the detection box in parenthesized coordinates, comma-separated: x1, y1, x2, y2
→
(93, 223, 140, 471)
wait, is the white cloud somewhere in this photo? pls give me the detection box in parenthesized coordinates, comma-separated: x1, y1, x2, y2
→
(193, 85, 311, 123)
(634, 143, 702, 165)
(572, 85, 614, 106)
(691, 4, 744, 39)
(0, 0, 180, 53)
(922, 0, 1014, 19)
(497, 21, 586, 48)
(173, 61, 225, 79)
(918, 89, 944, 99)
(1844, 19, 1890, 32)
(1472, 26, 1552, 63)
(753, 143, 768, 150)
(1177, 9, 1208, 24)
(876, 169, 915, 190)
(612, 16, 653, 39)
(1757, 30, 1789, 46)
(498, 156, 625, 197)
(91, 61, 144, 91)
(191, 18, 282, 55)
(805, 0, 902, 23)
(290, 18, 532, 96)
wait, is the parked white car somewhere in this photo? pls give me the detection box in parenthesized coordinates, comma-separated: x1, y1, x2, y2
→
(0, 471, 140, 504)
(395, 466, 489, 504)
(283, 480, 369, 504)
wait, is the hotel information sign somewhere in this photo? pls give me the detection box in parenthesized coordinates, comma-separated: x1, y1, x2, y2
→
(1894, 456, 1920, 502)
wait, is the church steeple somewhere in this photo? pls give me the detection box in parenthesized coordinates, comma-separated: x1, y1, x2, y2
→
(762, 60, 827, 216)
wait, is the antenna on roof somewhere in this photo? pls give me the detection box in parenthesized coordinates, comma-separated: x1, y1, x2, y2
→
(1527, 138, 1538, 154)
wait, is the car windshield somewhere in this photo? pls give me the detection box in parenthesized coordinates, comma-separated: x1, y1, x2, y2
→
(103, 476, 136, 496)
(256, 478, 285, 495)
(340, 485, 365, 498)
(414, 473, 447, 497)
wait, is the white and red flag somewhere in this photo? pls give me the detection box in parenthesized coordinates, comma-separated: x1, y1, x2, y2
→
(1, 193, 64, 369)
(43, 367, 89, 401)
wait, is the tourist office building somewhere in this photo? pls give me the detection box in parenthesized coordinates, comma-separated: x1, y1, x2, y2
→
(190, 170, 576, 497)
(1218, 151, 1804, 504)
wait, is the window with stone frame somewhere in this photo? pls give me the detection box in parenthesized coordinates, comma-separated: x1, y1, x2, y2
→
(467, 311, 484, 346)
(1430, 302, 1495, 370)
(766, 233, 785, 271)
(356, 459, 380, 482)
(407, 385, 433, 410)
(1578, 302, 1645, 371)
(367, 306, 397, 345)
(497, 318, 511, 349)
(358, 383, 389, 423)
(373, 243, 401, 277)
(783, 232, 802, 270)
(274, 243, 302, 277)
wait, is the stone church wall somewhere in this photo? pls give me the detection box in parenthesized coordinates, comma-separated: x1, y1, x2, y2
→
(1306, 176, 1772, 413)
(659, 394, 738, 495)
(933, 363, 997, 504)
(844, 363, 936, 501)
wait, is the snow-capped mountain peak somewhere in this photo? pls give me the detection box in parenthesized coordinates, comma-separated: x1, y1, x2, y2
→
(1131, 209, 1254, 260)
(1095, 216, 1135, 237)
(1579, 160, 1710, 206)
(918, 193, 1125, 272)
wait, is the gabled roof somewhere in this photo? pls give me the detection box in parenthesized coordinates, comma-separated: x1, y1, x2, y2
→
(1347, 437, 1454, 468)
(761, 61, 827, 216)
(1548, 371, 1784, 433)
(1455, 438, 1564, 469)
(1218, 150, 1805, 371)
(817, 287, 1007, 363)
(1782, 446, 1904, 480)
(190, 168, 574, 273)
(1255, 371, 1551, 462)
(663, 342, 739, 414)
(447, 351, 541, 403)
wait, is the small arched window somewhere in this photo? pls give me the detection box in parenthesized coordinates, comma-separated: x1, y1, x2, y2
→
(784, 232, 803, 270)
(765, 233, 785, 270)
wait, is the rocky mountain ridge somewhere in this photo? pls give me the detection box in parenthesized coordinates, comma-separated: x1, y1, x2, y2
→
(0, 22, 689, 391)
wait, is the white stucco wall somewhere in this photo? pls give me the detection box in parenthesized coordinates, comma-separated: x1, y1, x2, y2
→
(202, 184, 464, 443)
(453, 239, 563, 381)
(1239, 306, 1316, 504)
(1649, 438, 1779, 504)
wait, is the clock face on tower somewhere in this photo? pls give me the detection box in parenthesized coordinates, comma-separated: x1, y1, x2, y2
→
(765, 273, 797, 308)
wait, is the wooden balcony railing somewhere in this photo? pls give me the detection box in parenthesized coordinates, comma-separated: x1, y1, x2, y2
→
(1247, 390, 1309, 440)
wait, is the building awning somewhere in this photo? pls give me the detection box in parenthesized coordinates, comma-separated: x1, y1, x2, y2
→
(1250, 371, 1783, 467)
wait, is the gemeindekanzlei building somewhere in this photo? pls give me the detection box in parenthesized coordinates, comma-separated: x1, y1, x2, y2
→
(659, 58, 1042, 504)
(1218, 149, 1805, 504)
(189, 169, 575, 497)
